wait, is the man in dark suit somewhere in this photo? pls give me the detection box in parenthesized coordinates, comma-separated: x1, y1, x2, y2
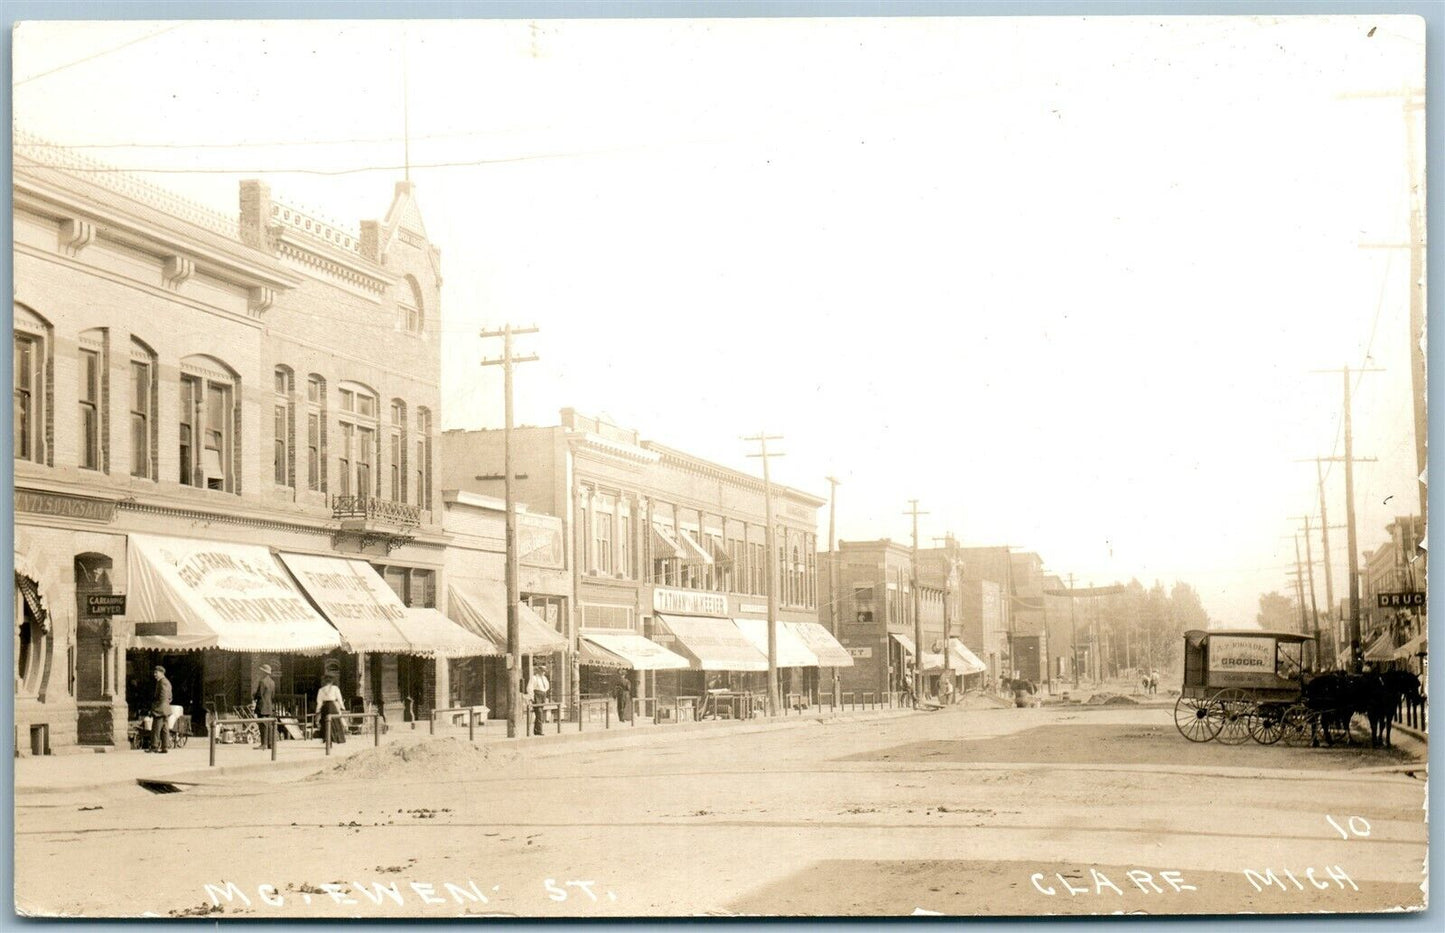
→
(253, 663, 276, 750)
(148, 666, 172, 753)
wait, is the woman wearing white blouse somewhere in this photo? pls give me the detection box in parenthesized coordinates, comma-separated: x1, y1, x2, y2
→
(316, 675, 346, 744)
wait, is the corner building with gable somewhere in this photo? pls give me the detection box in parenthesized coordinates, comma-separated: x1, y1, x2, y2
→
(13, 134, 467, 753)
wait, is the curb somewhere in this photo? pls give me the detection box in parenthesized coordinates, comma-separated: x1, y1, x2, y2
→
(15, 707, 917, 795)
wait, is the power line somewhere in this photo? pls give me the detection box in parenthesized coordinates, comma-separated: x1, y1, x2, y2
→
(15, 23, 189, 87)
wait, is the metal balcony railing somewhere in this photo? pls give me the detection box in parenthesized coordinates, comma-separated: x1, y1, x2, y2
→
(331, 495, 421, 528)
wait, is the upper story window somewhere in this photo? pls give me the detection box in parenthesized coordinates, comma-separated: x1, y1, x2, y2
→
(78, 329, 107, 472)
(592, 493, 614, 575)
(388, 399, 407, 503)
(306, 375, 326, 492)
(13, 304, 52, 466)
(130, 338, 158, 479)
(400, 275, 425, 335)
(337, 381, 378, 499)
(179, 355, 239, 494)
(273, 366, 295, 487)
(415, 406, 432, 512)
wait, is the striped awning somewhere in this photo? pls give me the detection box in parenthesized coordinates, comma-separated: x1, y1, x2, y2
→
(650, 523, 687, 560)
(578, 637, 630, 670)
(582, 632, 689, 670)
(675, 529, 714, 565)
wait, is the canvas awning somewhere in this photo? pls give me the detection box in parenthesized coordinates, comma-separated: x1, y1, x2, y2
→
(675, 529, 715, 565)
(732, 617, 820, 667)
(278, 553, 413, 654)
(1395, 633, 1428, 660)
(650, 523, 688, 560)
(1364, 632, 1396, 662)
(447, 583, 568, 655)
(578, 637, 631, 670)
(401, 608, 501, 658)
(581, 632, 689, 670)
(654, 613, 768, 671)
(891, 632, 917, 657)
(924, 637, 988, 675)
(789, 621, 854, 667)
(127, 533, 341, 653)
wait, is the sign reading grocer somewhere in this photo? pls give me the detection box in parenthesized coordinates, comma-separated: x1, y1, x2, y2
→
(1208, 635, 1275, 681)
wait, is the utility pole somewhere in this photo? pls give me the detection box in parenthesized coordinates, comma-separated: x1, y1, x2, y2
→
(1315, 459, 1337, 644)
(904, 500, 928, 704)
(480, 324, 539, 739)
(1068, 572, 1079, 688)
(1289, 515, 1326, 666)
(1311, 365, 1381, 673)
(744, 433, 784, 716)
(1291, 535, 1308, 634)
(825, 475, 842, 708)
(933, 534, 958, 697)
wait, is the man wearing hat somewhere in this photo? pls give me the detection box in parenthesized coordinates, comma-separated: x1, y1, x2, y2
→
(148, 665, 172, 753)
(253, 663, 277, 750)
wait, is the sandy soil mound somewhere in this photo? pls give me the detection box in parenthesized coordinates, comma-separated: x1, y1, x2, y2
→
(305, 737, 513, 782)
(1084, 693, 1139, 706)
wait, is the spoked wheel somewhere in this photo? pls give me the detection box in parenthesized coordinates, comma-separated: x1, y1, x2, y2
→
(1247, 703, 1288, 745)
(1174, 695, 1221, 742)
(1211, 688, 1253, 745)
(1280, 704, 1314, 748)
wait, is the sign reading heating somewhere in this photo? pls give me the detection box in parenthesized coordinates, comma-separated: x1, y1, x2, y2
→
(1208, 635, 1275, 674)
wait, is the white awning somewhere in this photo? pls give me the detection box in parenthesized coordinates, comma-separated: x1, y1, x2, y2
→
(924, 637, 987, 675)
(789, 621, 854, 667)
(401, 607, 501, 658)
(655, 613, 768, 671)
(447, 582, 568, 655)
(581, 632, 689, 670)
(278, 553, 412, 654)
(732, 617, 819, 668)
(891, 632, 917, 657)
(127, 534, 341, 653)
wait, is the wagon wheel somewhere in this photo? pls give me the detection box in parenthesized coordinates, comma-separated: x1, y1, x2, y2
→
(1210, 688, 1253, 745)
(1279, 703, 1314, 748)
(1173, 695, 1221, 742)
(1247, 703, 1288, 745)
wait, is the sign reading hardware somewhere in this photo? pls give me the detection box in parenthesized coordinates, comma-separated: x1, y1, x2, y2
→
(652, 587, 728, 617)
(86, 594, 127, 616)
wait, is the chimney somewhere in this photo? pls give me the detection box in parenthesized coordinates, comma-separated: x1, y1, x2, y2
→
(238, 180, 274, 252)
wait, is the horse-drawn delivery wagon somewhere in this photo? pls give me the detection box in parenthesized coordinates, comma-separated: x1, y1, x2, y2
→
(1174, 629, 1312, 745)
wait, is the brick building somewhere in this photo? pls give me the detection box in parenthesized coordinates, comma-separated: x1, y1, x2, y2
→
(441, 409, 841, 714)
(13, 134, 466, 753)
(1361, 515, 1426, 666)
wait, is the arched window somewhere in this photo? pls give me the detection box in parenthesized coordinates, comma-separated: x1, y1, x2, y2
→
(13, 303, 53, 466)
(273, 366, 295, 487)
(77, 328, 108, 472)
(179, 354, 240, 493)
(306, 374, 327, 492)
(130, 338, 158, 479)
(415, 406, 432, 511)
(400, 275, 424, 335)
(388, 399, 407, 503)
(337, 381, 379, 499)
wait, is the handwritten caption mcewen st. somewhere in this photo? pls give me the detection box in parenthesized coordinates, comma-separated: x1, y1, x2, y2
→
(203, 878, 618, 911)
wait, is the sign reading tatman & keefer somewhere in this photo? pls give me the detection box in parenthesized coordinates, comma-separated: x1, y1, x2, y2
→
(652, 586, 728, 617)
(15, 489, 117, 522)
(1376, 592, 1426, 609)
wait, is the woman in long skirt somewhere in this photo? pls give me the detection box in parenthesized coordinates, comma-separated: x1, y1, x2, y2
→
(316, 675, 346, 744)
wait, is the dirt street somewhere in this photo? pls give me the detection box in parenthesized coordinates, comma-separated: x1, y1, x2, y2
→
(13, 705, 1427, 918)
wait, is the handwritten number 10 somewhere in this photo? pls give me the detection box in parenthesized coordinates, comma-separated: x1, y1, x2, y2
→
(1325, 815, 1370, 839)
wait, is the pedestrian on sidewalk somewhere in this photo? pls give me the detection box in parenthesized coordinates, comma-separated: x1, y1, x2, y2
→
(939, 675, 955, 706)
(614, 674, 634, 723)
(147, 666, 172, 753)
(526, 664, 551, 736)
(316, 675, 346, 744)
(253, 664, 276, 750)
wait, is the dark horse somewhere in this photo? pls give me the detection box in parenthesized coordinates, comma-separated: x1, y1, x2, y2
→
(1300, 671, 1359, 747)
(1360, 669, 1422, 749)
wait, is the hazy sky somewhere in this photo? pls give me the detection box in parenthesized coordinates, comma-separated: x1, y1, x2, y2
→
(12, 15, 1426, 624)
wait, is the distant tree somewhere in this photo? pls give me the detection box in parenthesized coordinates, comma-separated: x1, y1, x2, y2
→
(1256, 591, 1298, 631)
